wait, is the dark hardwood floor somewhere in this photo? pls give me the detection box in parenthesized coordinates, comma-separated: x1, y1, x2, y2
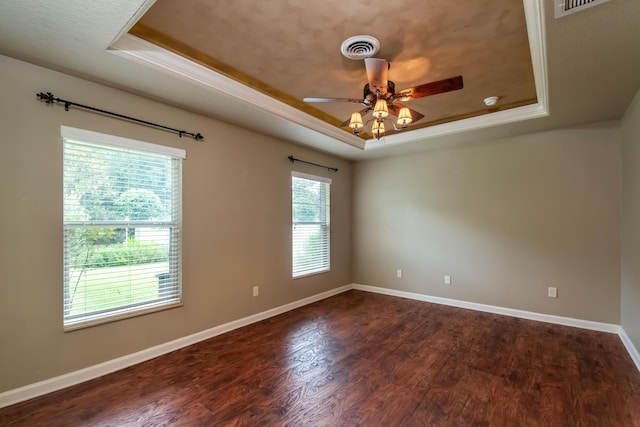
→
(2, 290, 640, 426)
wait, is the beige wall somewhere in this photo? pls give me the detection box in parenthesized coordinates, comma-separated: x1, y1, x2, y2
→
(621, 87, 640, 350)
(0, 55, 352, 393)
(1, 52, 635, 396)
(353, 126, 621, 323)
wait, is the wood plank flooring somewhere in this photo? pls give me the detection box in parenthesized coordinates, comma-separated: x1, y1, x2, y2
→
(2, 290, 640, 426)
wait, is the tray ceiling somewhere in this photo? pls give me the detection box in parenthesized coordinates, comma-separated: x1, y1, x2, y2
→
(127, 0, 539, 146)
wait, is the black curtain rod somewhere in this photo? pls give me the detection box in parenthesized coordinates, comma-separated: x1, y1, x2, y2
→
(36, 92, 204, 141)
(288, 155, 338, 172)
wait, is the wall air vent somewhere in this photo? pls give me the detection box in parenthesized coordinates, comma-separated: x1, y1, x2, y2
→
(555, 0, 611, 18)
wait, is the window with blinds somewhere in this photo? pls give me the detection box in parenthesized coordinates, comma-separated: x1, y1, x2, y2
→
(292, 171, 331, 278)
(61, 126, 185, 330)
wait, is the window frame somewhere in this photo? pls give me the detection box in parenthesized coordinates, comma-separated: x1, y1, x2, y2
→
(291, 171, 331, 278)
(61, 126, 185, 331)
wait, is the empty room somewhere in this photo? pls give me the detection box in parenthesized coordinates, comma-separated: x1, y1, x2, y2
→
(1, 0, 640, 425)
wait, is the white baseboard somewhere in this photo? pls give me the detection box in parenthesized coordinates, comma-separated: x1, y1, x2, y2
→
(619, 328, 640, 371)
(0, 284, 353, 409)
(352, 284, 620, 333)
(3, 283, 638, 409)
(353, 284, 640, 373)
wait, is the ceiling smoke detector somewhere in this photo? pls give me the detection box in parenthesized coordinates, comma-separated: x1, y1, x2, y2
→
(484, 96, 499, 106)
(340, 35, 380, 60)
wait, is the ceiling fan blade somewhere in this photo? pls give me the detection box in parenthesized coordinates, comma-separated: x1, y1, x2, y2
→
(340, 106, 372, 127)
(388, 103, 425, 124)
(303, 97, 364, 104)
(393, 75, 463, 102)
(364, 58, 389, 96)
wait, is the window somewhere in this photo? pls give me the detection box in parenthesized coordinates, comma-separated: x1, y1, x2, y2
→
(62, 126, 185, 330)
(292, 171, 331, 278)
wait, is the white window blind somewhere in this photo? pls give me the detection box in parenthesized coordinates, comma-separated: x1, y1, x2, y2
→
(292, 171, 331, 278)
(62, 127, 184, 329)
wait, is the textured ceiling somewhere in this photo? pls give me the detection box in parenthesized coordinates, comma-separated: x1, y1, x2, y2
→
(0, 1, 639, 159)
(131, 0, 537, 138)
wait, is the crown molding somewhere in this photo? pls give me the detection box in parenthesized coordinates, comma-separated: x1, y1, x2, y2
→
(109, 0, 157, 46)
(364, 102, 548, 150)
(109, 34, 366, 150)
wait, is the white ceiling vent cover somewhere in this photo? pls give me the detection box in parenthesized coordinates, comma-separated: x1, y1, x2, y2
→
(340, 35, 380, 60)
(555, 0, 611, 18)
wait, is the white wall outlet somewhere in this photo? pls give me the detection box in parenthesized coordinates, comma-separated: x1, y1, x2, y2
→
(548, 286, 557, 298)
(396, 269, 402, 278)
(444, 275, 451, 285)
(253, 286, 259, 297)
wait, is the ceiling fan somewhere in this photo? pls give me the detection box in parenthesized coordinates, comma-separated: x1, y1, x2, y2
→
(303, 58, 463, 139)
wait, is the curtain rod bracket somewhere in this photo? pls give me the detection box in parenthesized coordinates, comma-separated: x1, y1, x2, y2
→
(36, 91, 204, 141)
(288, 155, 338, 173)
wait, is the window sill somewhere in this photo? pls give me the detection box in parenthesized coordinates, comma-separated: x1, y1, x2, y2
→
(64, 301, 183, 332)
(293, 268, 330, 280)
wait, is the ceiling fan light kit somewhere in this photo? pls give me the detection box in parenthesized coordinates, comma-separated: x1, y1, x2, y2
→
(304, 38, 464, 141)
(348, 105, 412, 139)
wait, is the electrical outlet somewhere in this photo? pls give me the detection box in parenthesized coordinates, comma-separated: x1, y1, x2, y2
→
(253, 286, 259, 297)
(548, 287, 557, 298)
(444, 275, 451, 285)
(397, 269, 402, 278)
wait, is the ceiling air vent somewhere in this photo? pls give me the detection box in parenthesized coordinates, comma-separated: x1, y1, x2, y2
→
(555, 0, 611, 18)
(340, 35, 380, 60)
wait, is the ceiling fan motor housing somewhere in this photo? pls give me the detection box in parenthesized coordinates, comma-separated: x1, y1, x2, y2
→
(363, 81, 395, 104)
